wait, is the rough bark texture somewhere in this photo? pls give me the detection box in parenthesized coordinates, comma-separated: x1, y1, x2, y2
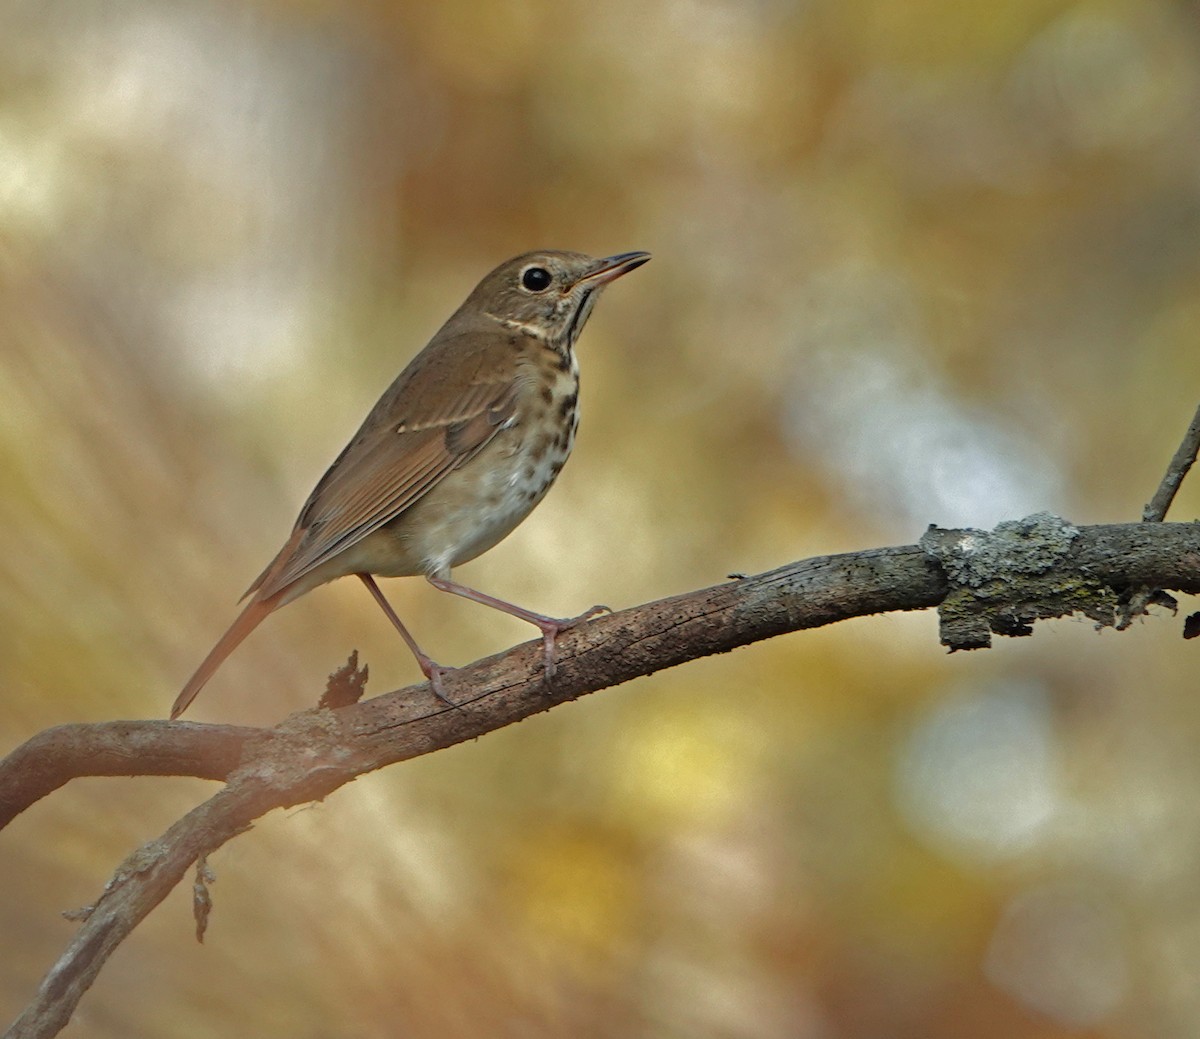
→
(4, 517, 1200, 1038)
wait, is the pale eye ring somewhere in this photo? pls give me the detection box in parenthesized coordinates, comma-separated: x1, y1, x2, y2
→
(521, 266, 552, 292)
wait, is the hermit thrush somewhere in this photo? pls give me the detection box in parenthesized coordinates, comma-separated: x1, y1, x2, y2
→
(171, 249, 649, 719)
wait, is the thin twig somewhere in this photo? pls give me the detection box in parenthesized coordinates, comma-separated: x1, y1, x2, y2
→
(1115, 404, 1200, 628)
(1143, 402, 1200, 521)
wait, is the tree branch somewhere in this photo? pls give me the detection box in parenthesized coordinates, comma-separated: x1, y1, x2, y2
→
(4, 518, 1200, 1038)
(1144, 401, 1200, 522)
(0, 722, 257, 830)
(1114, 402, 1200, 627)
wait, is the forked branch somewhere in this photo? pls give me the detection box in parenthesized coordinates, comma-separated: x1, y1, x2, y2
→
(4, 518, 1200, 1038)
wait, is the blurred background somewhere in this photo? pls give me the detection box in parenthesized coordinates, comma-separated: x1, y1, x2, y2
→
(3, 0, 1200, 1035)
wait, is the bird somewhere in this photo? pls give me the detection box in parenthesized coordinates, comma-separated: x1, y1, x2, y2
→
(171, 249, 650, 719)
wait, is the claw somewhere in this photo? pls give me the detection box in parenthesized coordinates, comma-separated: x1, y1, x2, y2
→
(540, 627, 560, 682)
(532, 606, 609, 683)
(421, 660, 459, 708)
(570, 604, 612, 625)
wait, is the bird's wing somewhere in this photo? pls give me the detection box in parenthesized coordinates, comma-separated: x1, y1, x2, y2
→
(248, 331, 521, 599)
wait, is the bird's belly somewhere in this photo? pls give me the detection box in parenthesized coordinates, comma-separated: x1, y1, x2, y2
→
(387, 404, 577, 577)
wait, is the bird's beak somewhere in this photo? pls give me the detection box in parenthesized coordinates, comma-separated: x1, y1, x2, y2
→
(577, 251, 652, 287)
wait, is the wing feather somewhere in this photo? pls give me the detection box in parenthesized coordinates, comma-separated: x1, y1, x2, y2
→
(249, 329, 521, 599)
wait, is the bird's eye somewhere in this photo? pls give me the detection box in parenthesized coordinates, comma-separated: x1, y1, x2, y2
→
(521, 266, 552, 292)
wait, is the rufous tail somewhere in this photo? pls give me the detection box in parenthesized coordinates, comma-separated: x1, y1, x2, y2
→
(171, 594, 280, 719)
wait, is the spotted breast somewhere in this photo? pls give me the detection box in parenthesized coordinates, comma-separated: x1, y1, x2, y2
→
(389, 337, 580, 579)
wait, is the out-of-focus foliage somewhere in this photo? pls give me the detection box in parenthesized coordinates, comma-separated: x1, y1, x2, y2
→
(3, 0, 1200, 1035)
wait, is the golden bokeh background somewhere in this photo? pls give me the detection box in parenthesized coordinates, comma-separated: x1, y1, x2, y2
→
(4, 0, 1200, 1035)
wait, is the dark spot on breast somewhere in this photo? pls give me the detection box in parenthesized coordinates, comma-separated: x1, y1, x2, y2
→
(544, 344, 572, 372)
(540, 384, 553, 405)
(558, 392, 577, 419)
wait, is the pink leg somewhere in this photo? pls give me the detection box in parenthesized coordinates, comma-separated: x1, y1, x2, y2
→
(426, 574, 609, 680)
(357, 574, 456, 705)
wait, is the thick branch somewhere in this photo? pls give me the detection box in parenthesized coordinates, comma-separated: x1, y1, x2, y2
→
(0, 722, 257, 829)
(4, 519, 1200, 1038)
(7, 520, 1200, 819)
(3, 539, 951, 827)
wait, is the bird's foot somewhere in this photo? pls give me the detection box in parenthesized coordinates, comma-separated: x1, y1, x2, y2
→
(423, 575, 611, 685)
(416, 654, 460, 708)
(531, 604, 611, 682)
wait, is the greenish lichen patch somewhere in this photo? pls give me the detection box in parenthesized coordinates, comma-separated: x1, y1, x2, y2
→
(921, 513, 1119, 651)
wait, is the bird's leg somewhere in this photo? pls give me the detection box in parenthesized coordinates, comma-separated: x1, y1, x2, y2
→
(357, 574, 457, 706)
(426, 574, 609, 681)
